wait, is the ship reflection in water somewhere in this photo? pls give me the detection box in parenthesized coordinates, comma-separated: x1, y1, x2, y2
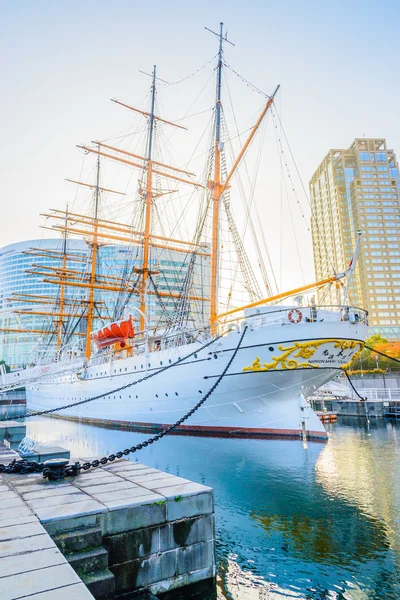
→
(26, 416, 400, 599)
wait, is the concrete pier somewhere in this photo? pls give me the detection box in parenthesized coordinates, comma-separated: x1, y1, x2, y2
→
(0, 457, 215, 599)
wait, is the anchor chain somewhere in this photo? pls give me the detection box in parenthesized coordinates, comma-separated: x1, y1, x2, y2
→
(0, 327, 247, 480)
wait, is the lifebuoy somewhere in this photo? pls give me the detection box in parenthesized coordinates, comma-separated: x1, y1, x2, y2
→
(288, 309, 302, 324)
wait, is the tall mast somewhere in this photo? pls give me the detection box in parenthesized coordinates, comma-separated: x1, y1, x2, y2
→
(140, 65, 156, 331)
(85, 151, 100, 359)
(56, 205, 68, 352)
(209, 23, 224, 333)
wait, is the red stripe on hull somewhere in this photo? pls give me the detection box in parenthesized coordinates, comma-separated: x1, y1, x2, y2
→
(44, 413, 328, 442)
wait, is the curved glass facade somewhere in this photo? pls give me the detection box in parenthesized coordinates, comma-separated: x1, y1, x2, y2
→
(0, 239, 210, 368)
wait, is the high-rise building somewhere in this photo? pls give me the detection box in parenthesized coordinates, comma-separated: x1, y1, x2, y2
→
(0, 239, 210, 368)
(310, 138, 400, 340)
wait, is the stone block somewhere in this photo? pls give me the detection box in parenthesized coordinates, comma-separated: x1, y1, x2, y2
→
(166, 491, 213, 521)
(102, 492, 164, 510)
(27, 493, 90, 510)
(0, 496, 27, 510)
(20, 582, 95, 599)
(21, 484, 78, 500)
(53, 527, 103, 554)
(66, 546, 109, 575)
(110, 548, 178, 593)
(0, 490, 20, 501)
(13, 481, 73, 495)
(91, 486, 155, 504)
(0, 533, 56, 558)
(0, 520, 45, 542)
(0, 563, 82, 600)
(186, 565, 216, 586)
(81, 569, 115, 600)
(73, 470, 120, 484)
(102, 461, 148, 471)
(176, 540, 214, 575)
(103, 524, 160, 563)
(105, 500, 166, 535)
(34, 499, 106, 524)
(159, 515, 214, 551)
(149, 573, 187, 596)
(44, 513, 101, 536)
(127, 472, 177, 484)
(0, 546, 66, 577)
(145, 477, 193, 490)
(0, 515, 37, 529)
(0, 505, 33, 522)
(76, 480, 137, 493)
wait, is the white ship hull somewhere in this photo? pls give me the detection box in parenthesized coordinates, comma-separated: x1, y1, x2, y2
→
(26, 314, 368, 441)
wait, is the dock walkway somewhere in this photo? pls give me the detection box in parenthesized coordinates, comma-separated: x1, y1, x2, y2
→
(0, 471, 95, 600)
(0, 451, 214, 599)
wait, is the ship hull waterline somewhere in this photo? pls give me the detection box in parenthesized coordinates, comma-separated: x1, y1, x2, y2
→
(26, 320, 367, 442)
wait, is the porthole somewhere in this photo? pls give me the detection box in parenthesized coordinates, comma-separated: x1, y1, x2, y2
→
(156, 394, 158, 398)
(141, 364, 143, 369)
(165, 393, 168, 397)
(213, 354, 217, 359)
(136, 395, 138, 399)
(194, 353, 197, 358)
(148, 363, 151, 368)
(169, 359, 172, 364)
(175, 392, 179, 396)
(268, 346, 274, 351)
(129, 395, 131, 399)
(160, 361, 163, 366)
(198, 390, 202, 393)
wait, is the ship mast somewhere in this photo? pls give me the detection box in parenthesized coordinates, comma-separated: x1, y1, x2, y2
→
(140, 65, 157, 332)
(85, 151, 101, 359)
(56, 206, 68, 352)
(209, 23, 224, 332)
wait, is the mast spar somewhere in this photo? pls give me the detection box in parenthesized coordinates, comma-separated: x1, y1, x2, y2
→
(140, 65, 157, 332)
(85, 150, 101, 359)
(205, 23, 279, 332)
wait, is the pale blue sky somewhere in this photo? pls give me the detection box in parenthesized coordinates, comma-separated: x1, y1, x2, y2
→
(1, 0, 399, 289)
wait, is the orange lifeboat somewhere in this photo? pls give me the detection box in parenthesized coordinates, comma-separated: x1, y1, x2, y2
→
(92, 315, 134, 349)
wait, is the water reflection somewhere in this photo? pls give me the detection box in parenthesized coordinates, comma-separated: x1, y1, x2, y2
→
(25, 417, 400, 599)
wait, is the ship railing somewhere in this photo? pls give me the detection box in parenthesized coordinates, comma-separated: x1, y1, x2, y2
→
(352, 388, 400, 401)
(220, 304, 368, 333)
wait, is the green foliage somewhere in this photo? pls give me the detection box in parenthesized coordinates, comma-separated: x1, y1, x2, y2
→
(0, 360, 10, 374)
(174, 495, 183, 502)
(349, 334, 399, 371)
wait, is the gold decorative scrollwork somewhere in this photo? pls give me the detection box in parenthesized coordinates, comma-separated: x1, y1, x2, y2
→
(242, 339, 364, 372)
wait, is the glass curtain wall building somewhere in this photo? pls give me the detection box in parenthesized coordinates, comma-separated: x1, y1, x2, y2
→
(310, 138, 400, 340)
(0, 239, 210, 369)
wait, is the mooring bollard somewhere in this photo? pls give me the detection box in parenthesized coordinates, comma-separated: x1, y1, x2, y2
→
(42, 457, 70, 481)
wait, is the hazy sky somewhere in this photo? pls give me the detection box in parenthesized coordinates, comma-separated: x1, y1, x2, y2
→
(1, 0, 400, 292)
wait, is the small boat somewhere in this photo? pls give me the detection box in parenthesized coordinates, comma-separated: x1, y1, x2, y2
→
(92, 316, 135, 349)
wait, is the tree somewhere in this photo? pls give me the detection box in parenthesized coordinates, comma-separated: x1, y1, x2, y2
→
(0, 360, 10, 374)
(349, 334, 400, 372)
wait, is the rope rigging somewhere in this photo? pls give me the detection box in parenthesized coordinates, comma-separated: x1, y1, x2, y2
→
(0, 329, 224, 423)
(0, 326, 248, 479)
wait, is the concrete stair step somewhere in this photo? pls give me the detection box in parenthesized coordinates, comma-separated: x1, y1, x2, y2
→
(53, 526, 103, 553)
(66, 546, 109, 576)
(81, 568, 116, 600)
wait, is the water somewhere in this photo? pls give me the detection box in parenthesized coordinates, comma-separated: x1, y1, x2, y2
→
(23, 416, 400, 599)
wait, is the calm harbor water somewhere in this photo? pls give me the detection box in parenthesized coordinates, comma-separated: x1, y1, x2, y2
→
(22, 415, 400, 599)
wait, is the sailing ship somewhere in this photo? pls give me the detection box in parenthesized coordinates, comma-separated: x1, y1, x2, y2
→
(1, 23, 368, 440)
